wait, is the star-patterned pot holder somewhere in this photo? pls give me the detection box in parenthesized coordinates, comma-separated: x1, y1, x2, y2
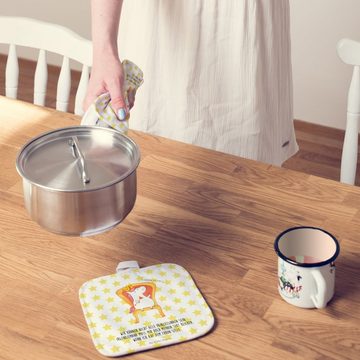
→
(79, 261, 215, 357)
(81, 59, 144, 134)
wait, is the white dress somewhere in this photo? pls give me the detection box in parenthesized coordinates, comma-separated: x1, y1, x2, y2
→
(118, 0, 298, 166)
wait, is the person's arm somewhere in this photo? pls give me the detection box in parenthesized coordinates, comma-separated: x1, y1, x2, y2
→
(83, 0, 127, 119)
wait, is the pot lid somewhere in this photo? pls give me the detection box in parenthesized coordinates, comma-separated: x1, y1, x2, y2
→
(16, 126, 140, 192)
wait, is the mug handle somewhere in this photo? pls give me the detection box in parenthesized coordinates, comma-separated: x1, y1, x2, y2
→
(310, 269, 327, 308)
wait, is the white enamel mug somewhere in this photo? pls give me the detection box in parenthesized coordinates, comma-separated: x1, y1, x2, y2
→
(274, 226, 340, 308)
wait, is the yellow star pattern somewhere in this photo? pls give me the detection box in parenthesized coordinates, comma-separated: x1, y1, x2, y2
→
(81, 262, 216, 355)
(111, 345, 120, 353)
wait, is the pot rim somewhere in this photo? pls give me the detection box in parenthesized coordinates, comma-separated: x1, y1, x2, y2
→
(16, 126, 140, 193)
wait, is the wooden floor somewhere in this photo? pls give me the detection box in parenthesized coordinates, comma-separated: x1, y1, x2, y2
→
(1, 54, 359, 185)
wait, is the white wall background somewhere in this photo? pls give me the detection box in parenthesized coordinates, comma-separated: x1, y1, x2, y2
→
(290, 0, 360, 130)
(1, 0, 360, 130)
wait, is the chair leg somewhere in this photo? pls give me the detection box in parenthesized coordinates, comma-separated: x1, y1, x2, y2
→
(133, 310, 140, 323)
(154, 305, 165, 317)
(340, 112, 360, 185)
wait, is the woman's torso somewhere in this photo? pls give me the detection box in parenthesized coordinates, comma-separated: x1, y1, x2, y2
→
(118, 0, 298, 165)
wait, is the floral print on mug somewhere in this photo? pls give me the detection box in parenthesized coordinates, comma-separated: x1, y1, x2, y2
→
(278, 261, 303, 299)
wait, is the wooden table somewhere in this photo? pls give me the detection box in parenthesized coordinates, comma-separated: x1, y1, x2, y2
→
(0, 96, 359, 360)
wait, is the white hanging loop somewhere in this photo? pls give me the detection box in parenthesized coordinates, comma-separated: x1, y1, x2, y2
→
(116, 260, 140, 273)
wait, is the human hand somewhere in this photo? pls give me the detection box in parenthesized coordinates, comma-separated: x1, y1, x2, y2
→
(83, 53, 135, 120)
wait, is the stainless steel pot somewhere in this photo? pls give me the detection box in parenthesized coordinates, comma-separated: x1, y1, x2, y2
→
(16, 126, 140, 236)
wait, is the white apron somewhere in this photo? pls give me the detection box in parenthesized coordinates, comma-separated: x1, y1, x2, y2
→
(118, 0, 298, 166)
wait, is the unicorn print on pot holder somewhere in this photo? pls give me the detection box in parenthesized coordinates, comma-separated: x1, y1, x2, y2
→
(79, 261, 214, 356)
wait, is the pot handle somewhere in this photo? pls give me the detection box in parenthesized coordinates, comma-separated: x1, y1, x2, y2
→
(68, 136, 90, 184)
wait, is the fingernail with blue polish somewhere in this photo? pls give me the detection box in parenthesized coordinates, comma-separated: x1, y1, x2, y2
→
(118, 108, 126, 121)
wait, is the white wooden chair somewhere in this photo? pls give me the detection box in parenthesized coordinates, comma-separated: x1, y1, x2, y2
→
(337, 38, 360, 185)
(0, 16, 92, 115)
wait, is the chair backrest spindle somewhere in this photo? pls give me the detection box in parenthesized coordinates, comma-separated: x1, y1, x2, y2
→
(337, 38, 360, 185)
(34, 49, 48, 106)
(5, 43, 19, 99)
(56, 56, 71, 112)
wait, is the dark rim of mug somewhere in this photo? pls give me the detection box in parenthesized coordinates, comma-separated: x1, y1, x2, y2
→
(274, 226, 340, 268)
